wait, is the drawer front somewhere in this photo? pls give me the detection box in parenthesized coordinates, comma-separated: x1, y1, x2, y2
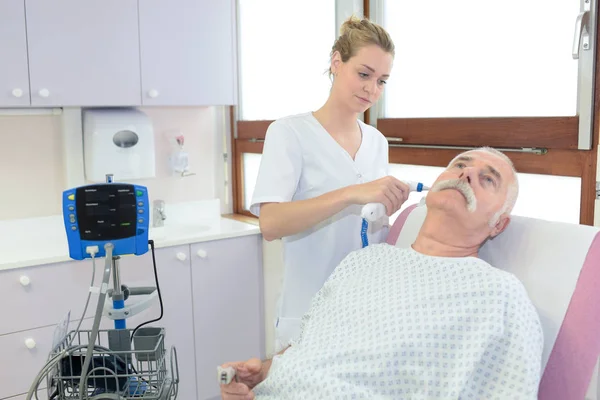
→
(0, 259, 102, 335)
(0, 324, 56, 399)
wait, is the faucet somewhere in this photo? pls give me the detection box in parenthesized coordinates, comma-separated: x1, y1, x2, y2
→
(153, 200, 166, 227)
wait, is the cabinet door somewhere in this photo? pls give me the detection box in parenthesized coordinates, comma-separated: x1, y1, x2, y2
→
(138, 0, 236, 106)
(25, 0, 141, 106)
(109, 245, 198, 400)
(191, 235, 264, 399)
(0, 324, 55, 399)
(0, 0, 31, 106)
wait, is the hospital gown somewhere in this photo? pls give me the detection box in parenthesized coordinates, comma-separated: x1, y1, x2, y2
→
(253, 244, 544, 400)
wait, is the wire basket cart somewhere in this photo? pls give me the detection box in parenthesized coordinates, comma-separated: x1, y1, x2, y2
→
(46, 327, 179, 400)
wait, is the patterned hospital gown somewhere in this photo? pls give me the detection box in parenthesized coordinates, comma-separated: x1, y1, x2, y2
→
(253, 244, 544, 400)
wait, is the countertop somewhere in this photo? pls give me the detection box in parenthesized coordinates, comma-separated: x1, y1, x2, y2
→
(0, 200, 261, 271)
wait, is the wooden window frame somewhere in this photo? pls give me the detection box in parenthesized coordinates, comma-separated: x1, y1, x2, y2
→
(231, 1, 600, 225)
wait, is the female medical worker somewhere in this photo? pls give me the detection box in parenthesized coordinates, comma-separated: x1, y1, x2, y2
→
(250, 16, 410, 352)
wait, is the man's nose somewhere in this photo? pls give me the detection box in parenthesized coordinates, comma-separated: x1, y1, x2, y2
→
(458, 167, 476, 185)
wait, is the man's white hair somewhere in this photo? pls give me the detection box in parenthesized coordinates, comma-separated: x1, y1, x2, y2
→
(448, 147, 519, 226)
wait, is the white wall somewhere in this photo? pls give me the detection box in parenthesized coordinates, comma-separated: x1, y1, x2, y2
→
(0, 106, 228, 220)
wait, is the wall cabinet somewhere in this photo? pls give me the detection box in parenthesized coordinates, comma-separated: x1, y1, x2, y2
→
(139, 0, 236, 106)
(0, 0, 237, 108)
(0, 234, 263, 400)
(0, 0, 31, 107)
(25, 0, 142, 107)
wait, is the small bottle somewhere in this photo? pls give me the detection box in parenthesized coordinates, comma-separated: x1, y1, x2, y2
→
(170, 135, 190, 176)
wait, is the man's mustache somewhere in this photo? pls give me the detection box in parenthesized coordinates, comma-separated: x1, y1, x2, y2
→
(430, 179, 477, 212)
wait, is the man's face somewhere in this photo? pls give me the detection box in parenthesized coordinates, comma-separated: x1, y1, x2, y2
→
(425, 151, 515, 237)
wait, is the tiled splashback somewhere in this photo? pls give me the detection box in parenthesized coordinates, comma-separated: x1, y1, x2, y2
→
(0, 106, 226, 221)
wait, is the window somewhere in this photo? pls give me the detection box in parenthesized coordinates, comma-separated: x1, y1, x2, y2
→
(238, 0, 335, 121)
(233, 0, 345, 215)
(231, 1, 599, 225)
(242, 152, 262, 211)
(375, 0, 598, 225)
(383, 0, 580, 118)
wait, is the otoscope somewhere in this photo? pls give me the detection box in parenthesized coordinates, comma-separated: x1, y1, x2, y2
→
(360, 180, 430, 247)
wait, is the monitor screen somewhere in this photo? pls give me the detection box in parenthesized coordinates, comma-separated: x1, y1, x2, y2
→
(75, 184, 137, 240)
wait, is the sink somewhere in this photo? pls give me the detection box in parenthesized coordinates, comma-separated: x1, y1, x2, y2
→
(149, 224, 211, 240)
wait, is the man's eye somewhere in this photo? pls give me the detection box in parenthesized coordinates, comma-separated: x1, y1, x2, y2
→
(378, 80, 387, 85)
(483, 176, 496, 186)
(359, 72, 368, 78)
(455, 163, 465, 169)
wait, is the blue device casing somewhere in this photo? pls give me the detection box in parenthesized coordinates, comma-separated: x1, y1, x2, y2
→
(62, 184, 150, 260)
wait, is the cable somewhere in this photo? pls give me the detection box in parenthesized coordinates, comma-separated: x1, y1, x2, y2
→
(361, 218, 369, 247)
(29, 242, 165, 399)
(29, 242, 164, 399)
(27, 344, 100, 400)
(130, 240, 164, 342)
(78, 243, 114, 400)
(67, 248, 97, 348)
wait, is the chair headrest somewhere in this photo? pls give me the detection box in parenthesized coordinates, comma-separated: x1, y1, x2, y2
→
(387, 204, 600, 399)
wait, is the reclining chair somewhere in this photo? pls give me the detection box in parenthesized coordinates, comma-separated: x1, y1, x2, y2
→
(387, 204, 600, 400)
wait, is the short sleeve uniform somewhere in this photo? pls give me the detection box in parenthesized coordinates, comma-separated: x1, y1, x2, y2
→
(250, 112, 389, 349)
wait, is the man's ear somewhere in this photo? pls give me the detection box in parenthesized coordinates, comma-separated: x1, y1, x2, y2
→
(490, 214, 511, 238)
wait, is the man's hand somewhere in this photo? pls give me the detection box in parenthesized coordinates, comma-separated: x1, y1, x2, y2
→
(220, 358, 266, 400)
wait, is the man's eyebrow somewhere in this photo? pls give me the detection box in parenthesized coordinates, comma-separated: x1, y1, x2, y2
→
(453, 156, 472, 164)
(453, 156, 503, 181)
(360, 64, 390, 78)
(486, 165, 503, 182)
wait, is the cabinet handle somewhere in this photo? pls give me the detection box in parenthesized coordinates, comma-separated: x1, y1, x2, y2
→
(19, 275, 31, 287)
(12, 88, 23, 98)
(196, 249, 208, 259)
(38, 88, 50, 98)
(176, 252, 187, 261)
(25, 338, 36, 349)
(148, 89, 159, 98)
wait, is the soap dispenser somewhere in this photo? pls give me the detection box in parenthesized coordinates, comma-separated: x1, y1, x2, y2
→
(169, 134, 194, 177)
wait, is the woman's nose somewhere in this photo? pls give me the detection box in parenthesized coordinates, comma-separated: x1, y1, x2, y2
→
(363, 80, 376, 95)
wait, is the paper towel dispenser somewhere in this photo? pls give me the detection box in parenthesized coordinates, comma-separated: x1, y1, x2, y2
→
(83, 108, 156, 182)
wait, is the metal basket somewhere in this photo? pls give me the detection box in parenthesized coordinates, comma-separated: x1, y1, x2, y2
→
(46, 328, 179, 400)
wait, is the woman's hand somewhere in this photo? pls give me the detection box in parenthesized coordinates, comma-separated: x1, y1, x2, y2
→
(220, 358, 266, 400)
(345, 176, 411, 216)
(257, 176, 411, 241)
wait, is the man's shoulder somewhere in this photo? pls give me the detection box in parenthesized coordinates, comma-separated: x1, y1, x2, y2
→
(480, 264, 541, 321)
(469, 259, 533, 299)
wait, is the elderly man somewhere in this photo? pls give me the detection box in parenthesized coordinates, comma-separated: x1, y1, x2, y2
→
(221, 147, 543, 400)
